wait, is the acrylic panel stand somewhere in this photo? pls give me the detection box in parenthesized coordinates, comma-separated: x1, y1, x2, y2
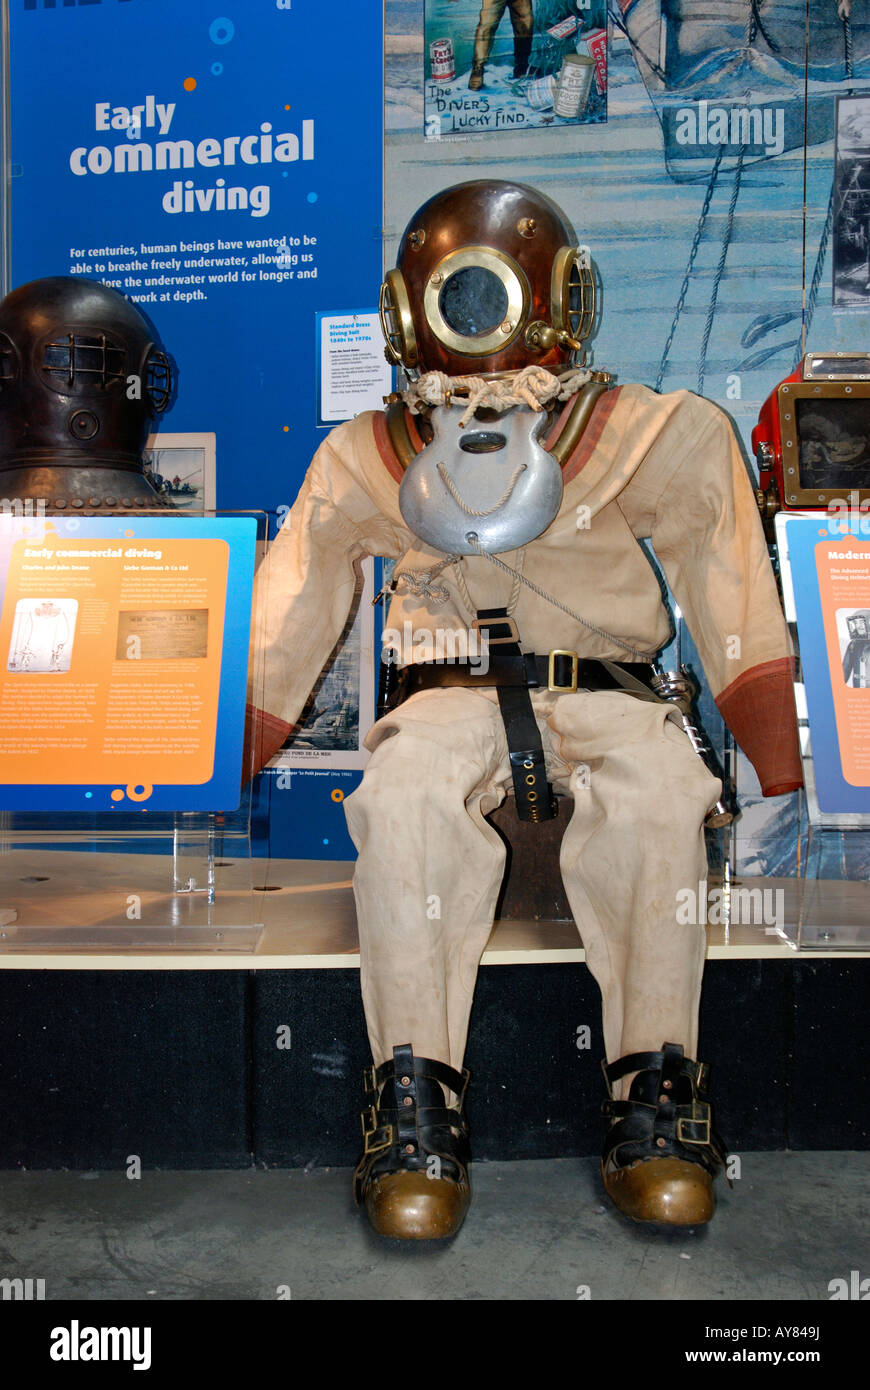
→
(0, 510, 266, 953)
(776, 513, 870, 951)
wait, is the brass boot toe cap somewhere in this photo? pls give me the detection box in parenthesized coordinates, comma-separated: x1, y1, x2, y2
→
(364, 1170, 470, 1240)
(602, 1157, 715, 1226)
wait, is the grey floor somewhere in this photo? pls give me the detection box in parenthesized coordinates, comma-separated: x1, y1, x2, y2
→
(0, 1153, 867, 1301)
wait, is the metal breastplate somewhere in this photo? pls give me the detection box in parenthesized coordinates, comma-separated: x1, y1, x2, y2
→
(398, 402, 563, 556)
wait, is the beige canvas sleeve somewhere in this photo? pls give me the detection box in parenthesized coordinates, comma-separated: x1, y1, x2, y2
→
(244, 415, 405, 774)
(616, 388, 801, 796)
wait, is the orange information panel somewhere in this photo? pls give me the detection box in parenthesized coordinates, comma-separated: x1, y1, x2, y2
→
(0, 515, 256, 811)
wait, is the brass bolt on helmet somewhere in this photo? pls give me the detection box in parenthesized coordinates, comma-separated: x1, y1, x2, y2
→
(379, 179, 595, 380)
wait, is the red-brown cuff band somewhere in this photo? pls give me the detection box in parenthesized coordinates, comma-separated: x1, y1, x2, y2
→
(242, 703, 293, 783)
(716, 658, 803, 797)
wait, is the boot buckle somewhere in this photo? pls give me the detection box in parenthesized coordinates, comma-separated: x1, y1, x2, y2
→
(361, 1107, 394, 1157)
(676, 1104, 711, 1146)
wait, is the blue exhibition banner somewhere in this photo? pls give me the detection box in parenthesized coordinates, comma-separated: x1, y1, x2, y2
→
(783, 514, 870, 816)
(8, 1, 384, 516)
(6, 0, 385, 857)
(0, 513, 257, 812)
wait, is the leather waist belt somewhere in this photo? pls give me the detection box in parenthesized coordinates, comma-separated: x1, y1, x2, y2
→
(382, 607, 657, 825)
(392, 652, 657, 700)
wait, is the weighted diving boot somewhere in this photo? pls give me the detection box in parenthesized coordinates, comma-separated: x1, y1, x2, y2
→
(353, 1044, 471, 1240)
(468, 63, 485, 91)
(600, 1043, 728, 1225)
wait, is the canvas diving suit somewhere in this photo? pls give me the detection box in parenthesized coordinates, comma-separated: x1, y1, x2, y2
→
(248, 381, 801, 1074)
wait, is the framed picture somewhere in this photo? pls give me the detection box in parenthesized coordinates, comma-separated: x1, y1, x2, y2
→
(833, 94, 870, 310)
(143, 432, 216, 513)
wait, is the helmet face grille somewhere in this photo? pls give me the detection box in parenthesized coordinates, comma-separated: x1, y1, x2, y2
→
(567, 257, 594, 342)
(378, 269, 418, 371)
(0, 333, 16, 387)
(145, 349, 172, 412)
(40, 332, 126, 393)
(379, 276, 404, 366)
(553, 248, 595, 348)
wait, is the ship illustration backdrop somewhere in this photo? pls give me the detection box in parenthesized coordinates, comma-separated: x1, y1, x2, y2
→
(614, 0, 869, 178)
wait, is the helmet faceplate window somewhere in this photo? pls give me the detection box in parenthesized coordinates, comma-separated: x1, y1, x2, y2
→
(438, 267, 508, 338)
(423, 247, 529, 359)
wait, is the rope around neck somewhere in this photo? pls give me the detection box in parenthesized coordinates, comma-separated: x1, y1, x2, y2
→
(403, 365, 592, 428)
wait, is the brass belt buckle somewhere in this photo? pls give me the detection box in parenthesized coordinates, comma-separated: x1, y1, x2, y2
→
(548, 649, 578, 692)
(471, 615, 520, 646)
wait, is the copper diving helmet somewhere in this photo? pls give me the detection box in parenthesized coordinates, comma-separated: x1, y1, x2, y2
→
(379, 179, 595, 379)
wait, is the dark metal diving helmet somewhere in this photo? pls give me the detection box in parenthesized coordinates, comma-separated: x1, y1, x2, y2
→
(379, 179, 595, 379)
(0, 276, 174, 512)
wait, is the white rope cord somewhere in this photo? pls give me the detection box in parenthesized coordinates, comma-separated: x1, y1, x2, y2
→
(451, 556, 475, 616)
(392, 545, 524, 617)
(436, 459, 527, 517)
(450, 545, 525, 621)
(403, 365, 592, 427)
(392, 550, 459, 604)
(465, 534, 660, 661)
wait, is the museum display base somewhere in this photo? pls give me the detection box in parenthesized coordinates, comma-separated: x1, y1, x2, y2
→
(0, 856, 866, 1169)
(0, 852, 867, 964)
(0, 849, 263, 954)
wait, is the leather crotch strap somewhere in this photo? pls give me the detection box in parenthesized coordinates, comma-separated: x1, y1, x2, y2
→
(475, 607, 557, 823)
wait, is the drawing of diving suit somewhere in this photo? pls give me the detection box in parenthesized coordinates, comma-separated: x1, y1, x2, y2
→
(843, 611, 870, 686)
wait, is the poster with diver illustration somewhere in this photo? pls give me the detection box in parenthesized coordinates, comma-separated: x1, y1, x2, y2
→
(424, 0, 608, 138)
